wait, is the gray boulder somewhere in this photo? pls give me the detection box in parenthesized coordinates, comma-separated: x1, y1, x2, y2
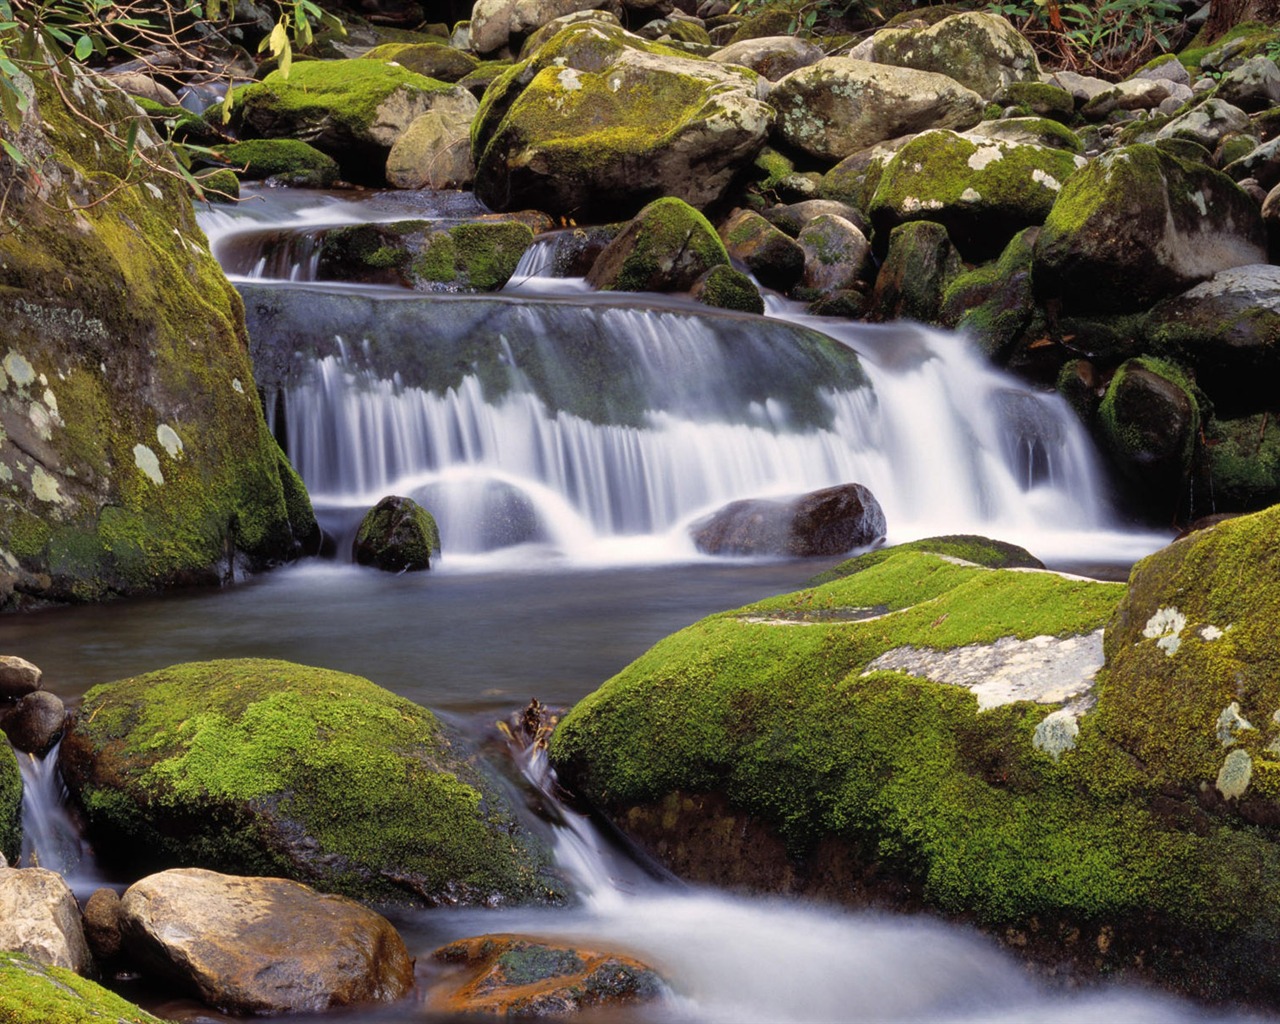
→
(796, 214, 872, 292)
(0, 867, 92, 973)
(0, 657, 40, 700)
(120, 868, 414, 1015)
(471, 0, 608, 55)
(770, 58, 984, 163)
(710, 35, 824, 81)
(386, 107, 477, 189)
(1154, 97, 1253, 152)
(717, 209, 804, 291)
(691, 483, 886, 556)
(1215, 55, 1280, 113)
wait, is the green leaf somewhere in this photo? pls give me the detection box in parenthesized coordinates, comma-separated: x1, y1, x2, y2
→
(73, 33, 92, 61)
(268, 19, 288, 57)
(1, 137, 24, 166)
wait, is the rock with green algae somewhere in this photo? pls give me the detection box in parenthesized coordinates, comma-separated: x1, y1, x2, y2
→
(867, 128, 1087, 263)
(361, 41, 480, 82)
(0, 60, 316, 612)
(939, 227, 1038, 361)
(1, 740, 22, 865)
(690, 265, 764, 314)
(717, 209, 804, 292)
(1033, 144, 1266, 316)
(586, 197, 729, 293)
(1195, 412, 1280, 514)
(212, 138, 340, 187)
(549, 532, 1280, 1000)
(0, 950, 166, 1024)
(220, 59, 476, 185)
(353, 495, 440, 572)
(471, 22, 772, 219)
(867, 220, 962, 325)
(59, 659, 562, 907)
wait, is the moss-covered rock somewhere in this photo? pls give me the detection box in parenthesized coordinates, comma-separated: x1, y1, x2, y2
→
(868, 129, 1086, 262)
(361, 41, 480, 82)
(550, 525, 1280, 1000)
(868, 11, 1041, 100)
(1033, 144, 1267, 316)
(0, 950, 166, 1023)
(795, 213, 872, 293)
(0, 59, 313, 610)
(717, 209, 804, 292)
(868, 220, 961, 324)
(1196, 412, 1280, 514)
(991, 81, 1075, 122)
(222, 59, 475, 185)
(690, 265, 763, 314)
(0, 741, 20, 863)
(472, 23, 772, 218)
(353, 495, 440, 571)
(940, 227, 1038, 361)
(807, 534, 1045, 586)
(586, 197, 729, 293)
(770, 58, 986, 163)
(60, 659, 560, 906)
(214, 139, 340, 187)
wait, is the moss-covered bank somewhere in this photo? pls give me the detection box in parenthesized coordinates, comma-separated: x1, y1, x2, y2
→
(551, 526, 1280, 999)
(60, 659, 560, 907)
(0, 951, 165, 1024)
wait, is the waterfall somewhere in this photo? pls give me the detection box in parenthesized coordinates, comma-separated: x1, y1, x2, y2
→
(17, 743, 104, 895)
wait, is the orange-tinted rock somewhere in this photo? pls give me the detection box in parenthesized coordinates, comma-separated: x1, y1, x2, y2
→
(431, 934, 664, 1016)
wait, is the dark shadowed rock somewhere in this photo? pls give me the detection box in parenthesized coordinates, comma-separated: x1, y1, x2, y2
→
(1, 691, 65, 755)
(353, 495, 440, 572)
(82, 887, 123, 964)
(692, 483, 885, 557)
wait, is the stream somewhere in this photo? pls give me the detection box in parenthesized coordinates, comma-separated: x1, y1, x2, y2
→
(7, 185, 1259, 1022)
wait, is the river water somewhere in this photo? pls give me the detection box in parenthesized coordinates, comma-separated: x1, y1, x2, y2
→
(9, 186, 1259, 1022)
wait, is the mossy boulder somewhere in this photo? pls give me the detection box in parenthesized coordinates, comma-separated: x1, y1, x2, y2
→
(690, 265, 763, 314)
(940, 227, 1038, 361)
(59, 659, 560, 906)
(0, 950, 166, 1023)
(586, 197, 729, 293)
(807, 533, 1044, 586)
(0, 741, 20, 863)
(709, 35, 824, 82)
(867, 11, 1041, 100)
(550, 529, 1280, 999)
(314, 220, 534, 291)
(868, 220, 962, 324)
(769, 58, 986, 163)
(1196, 412, 1280, 514)
(213, 139, 340, 187)
(0, 60, 314, 610)
(991, 81, 1075, 122)
(1096, 357, 1200, 519)
(353, 495, 440, 572)
(222, 59, 476, 185)
(795, 214, 872, 293)
(471, 23, 772, 218)
(717, 209, 804, 292)
(1033, 145, 1267, 316)
(868, 129, 1086, 263)
(1145, 263, 1280, 417)
(361, 41, 480, 82)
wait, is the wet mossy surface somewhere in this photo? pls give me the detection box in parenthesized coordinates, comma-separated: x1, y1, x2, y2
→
(550, 522, 1280, 998)
(0, 951, 165, 1023)
(0, 741, 20, 863)
(214, 139, 340, 187)
(59, 659, 561, 907)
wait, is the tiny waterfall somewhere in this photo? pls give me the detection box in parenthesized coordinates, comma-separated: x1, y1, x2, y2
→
(17, 743, 104, 894)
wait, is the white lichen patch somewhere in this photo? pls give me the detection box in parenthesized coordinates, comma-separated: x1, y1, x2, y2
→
(232, 378, 245, 394)
(30, 465, 64, 504)
(3, 350, 36, 388)
(1031, 168, 1061, 190)
(960, 187, 981, 202)
(133, 444, 164, 486)
(557, 68, 582, 91)
(27, 403, 52, 442)
(901, 196, 945, 213)
(0, 548, 17, 569)
(42, 388, 57, 416)
(1142, 606, 1186, 656)
(1033, 708, 1079, 762)
(0, 464, 10, 482)
(156, 424, 184, 459)
(967, 145, 1003, 171)
(1216, 748, 1252, 800)
(1189, 189, 1207, 216)
(864, 629, 1105, 710)
(1216, 702, 1255, 746)
(1200, 624, 1225, 641)
(145, 183, 164, 200)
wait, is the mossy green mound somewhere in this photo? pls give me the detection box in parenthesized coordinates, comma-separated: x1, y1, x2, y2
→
(0, 61, 314, 609)
(215, 139, 340, 187)
(362, 41, 479, 82)
(0, 951, 165, 1023)
(586, 198, 729, 293)
(940, 226, 1038, 361)
(808, 534, 1044, 586)
(550, 535, 1280, 998)
(60, 659, 560, 907)
(0, 741, 20, 863)
(691, 265, 763, 314)
(353, 495, 440, 571)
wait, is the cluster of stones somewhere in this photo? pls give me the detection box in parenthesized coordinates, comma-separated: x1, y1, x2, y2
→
(94, 4, 1279, 524)
(0, 655, 667, 1019)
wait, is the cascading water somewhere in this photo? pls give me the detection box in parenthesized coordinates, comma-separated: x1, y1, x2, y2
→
(16, 742, 105, 896)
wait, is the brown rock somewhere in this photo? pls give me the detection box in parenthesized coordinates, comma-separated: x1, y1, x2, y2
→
(691, 482, 886, 557)
(119, 868, 415, 1015)
(1, 690, 65, 755)
(431, 934, 663, 1016)
(0, 867, 93, 973)
(82, 887, 122, 963)
(0, 656, 41, 700)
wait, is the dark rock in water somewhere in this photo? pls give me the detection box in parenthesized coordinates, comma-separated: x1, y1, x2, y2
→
(1, 691, 65, 756)
(587, 197, 729, 294)
(120, 868, 413, 1015)
(692, 483, 885, 557)
(82, 887, 123, 963)
(431, 934, 664, 1016)
(353, 496, 440, 572)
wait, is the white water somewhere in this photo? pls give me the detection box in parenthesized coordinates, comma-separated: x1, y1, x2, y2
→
(17, 742, 105, 896)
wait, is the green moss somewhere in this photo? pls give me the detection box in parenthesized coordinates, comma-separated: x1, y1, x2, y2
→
(1097, 355, 1200, 469)
(1178, 21, 1279, 72)
(194, 168, 239, 202)
(0, 742, 20, 864)
(361, 41, 479, 82)
(809, 534, 1044, 586)
(995, 82, 1075, 122)
(0, 951, 166, 1023)
(216, 139, 339, 187)
(67, 659, 557, 905)
(594, 197, 729, 293)
(693, 265, 763, 314)
(448, 222, 534, 290)
(414, 233, 458, 282)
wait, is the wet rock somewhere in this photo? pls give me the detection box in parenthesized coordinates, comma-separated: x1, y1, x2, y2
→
(587, 197, 729, 293)
(120, 868, 414, 1015)
(386, 108, 476, 189)
(795, 214, 872, 293)
(0, 951, 165, 1022)
(867, 11, 1041, 99)
(0, 867, 92, 973)
(82, 887, 123, 964)
(690, 265, 763, 314)
(361, 41, 480, 82)
(212, 139, 340, 188)
(1033, 144, 1266, 315)
(717, 209, 804, 292)
(60, 659, 560, 907)
(353, 495, 440, 572)
(762, 199, 869, 239)
(709, 35, 823, 81)
(691, 482, 885, 557)
(868, 220, 961, 324)
(431, 934, 664, 1016)
(1, 690, 65, 755)
(940, 227, 1038, 361)
(0, 657, 41, 700)
(770, 58, 985, 162)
